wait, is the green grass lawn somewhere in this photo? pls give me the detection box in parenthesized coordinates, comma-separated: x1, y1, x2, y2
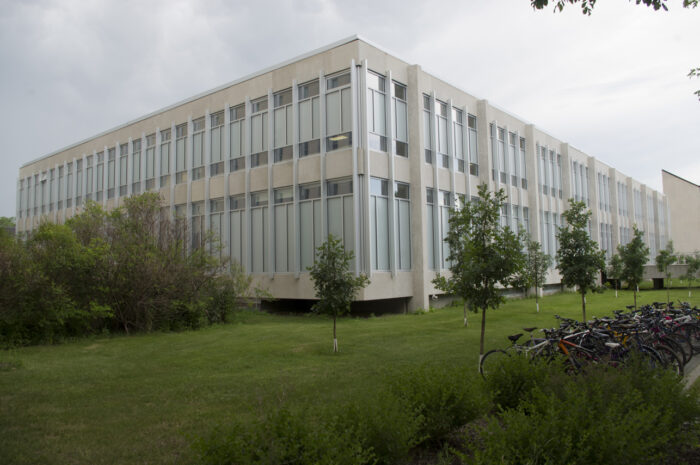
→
(1, 287, 698, 465)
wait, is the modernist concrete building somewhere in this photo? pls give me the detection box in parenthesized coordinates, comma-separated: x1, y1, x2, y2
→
(16, 36, 670, 311)
(662, 170, 699, 255)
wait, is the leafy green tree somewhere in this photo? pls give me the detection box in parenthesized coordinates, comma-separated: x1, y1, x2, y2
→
(308, 235, 369, 353)
(556, 200, 606, 322)
(433, 184, 525, 368)
(0, 217, 15, 229)
(608, 252, 624, 298)
(681, 253, 700, 297)
(656, 241, 677, 305)
(617, 225, 649, 309)
(514, 237, 552, 312)
(1, 193, 256, 346)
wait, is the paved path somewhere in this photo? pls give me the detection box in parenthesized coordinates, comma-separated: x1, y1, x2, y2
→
(684, 355, 700, 388)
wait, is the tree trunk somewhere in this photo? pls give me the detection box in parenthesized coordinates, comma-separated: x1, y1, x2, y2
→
(581, 291, 587, 322)
(479, 307, 486, 372)
(463, 302, 468, 327)
(333, 312, 338, 353)
(634, 288, 637, 310)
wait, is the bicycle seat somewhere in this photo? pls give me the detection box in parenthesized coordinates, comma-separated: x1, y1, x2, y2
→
(523, 327, 537, 332)
(605, 342, 621, 349)
(508, 333, 523, 343)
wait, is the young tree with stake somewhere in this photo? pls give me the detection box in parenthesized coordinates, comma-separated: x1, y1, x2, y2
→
(681, 253, 700, 297)
(618, 225, 649, 310)
(522, 237, 552, 312)
(433, 184, 525, 370)
(556, 200, 606, 322)
(608, 252, 623, 298)
(308, 235, 369, 353)
(656, 241, 677, 306)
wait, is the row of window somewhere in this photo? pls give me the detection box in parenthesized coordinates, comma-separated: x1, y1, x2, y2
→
(538, 146, 563, 199)
(598, 172, 612, 213)
(491, 125, 529, 190)
(424, 96, 479, 175)
(571, 160, 590, 206)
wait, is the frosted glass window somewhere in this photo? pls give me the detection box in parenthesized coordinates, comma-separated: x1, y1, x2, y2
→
(369, 89, 386, 136)
(192, 133, 203, 167)
(251, 207, 268, 273)
(370, 194, 390, 271)
(453, 118, 464, 159)
(251, 114, 267, 154)
(211, 126, 222, 162)
(396, 189, 411, 270)
(132, 152, 141, 182)
(160, 143, 170, 175)
(394, 99, 407, 142)
(274, 203, 294, 272)
(437, 116, 448, 155)
(230, 121, 242, 158)
(341, 88, 352, 133)
(230, 210, 245, 266)
(326, 91, 341, 136)
(326, 179, 354, 257)
(146, 147, 155, 179)
(120, 157, 127, 186)
(468, 121, 478, 164)
(300, 199, 322, 270)
(176, 139, 185, 171)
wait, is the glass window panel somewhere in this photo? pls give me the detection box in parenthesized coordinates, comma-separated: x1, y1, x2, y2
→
(300, 201, 315, 270)
(327, 197, 343, 240)
(274, 108, 287, 148)
(341, 88, 352, 133)
(211, 127, 221, 162)
(275, 206, 288, 272)
(343, 195, 355, 256)
(373, 91, 386, 136)
(398, 200, 411, 270)
(326, 91, 341, 135)
(252, 208, 265, 272)
(395, 99, 407, 142)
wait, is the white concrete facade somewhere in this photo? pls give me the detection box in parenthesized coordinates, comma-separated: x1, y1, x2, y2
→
(16, 36, 670, 311)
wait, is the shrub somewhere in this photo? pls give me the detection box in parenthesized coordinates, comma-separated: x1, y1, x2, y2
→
(390, 363, 490, 445)
(467, 362, 700, 465)
(0, 194, 261, 346)
(483, 353, 556, 410)
(336, 389, 422, 465)
(195, 408, 374, 465)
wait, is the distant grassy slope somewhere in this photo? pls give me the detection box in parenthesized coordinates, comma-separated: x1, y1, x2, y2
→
(1, 287, 697, 465)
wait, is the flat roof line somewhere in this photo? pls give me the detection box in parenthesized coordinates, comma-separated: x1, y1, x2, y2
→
(22, 35, 364, 169)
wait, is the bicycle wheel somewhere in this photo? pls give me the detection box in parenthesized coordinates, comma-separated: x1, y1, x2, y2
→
(479, 349, 509, 378)
(655, 344, 684, 376)
(563, 347, 598, 374)
(638, 344, 665, 371)
(674, 323, 700, 353)
(671, 333, 695, 364)
(661, 336, 690, 367)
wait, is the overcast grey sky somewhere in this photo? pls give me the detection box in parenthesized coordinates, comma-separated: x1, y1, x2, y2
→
(2, 0, 699, 219)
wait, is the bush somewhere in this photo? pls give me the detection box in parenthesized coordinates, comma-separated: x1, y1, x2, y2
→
(390, 363, 490, 445)
(195, 408, 374, 465)
(483, 353, 557, 410)
(468, 362, 700, 465)
(336, 389, 422, 465)
(0, 194, 260, 346)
